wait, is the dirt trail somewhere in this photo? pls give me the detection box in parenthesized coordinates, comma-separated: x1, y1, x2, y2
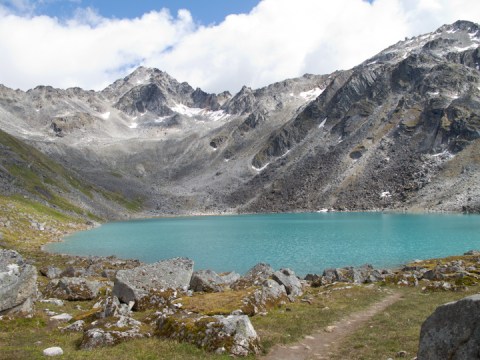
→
(262, 291, 402, 360)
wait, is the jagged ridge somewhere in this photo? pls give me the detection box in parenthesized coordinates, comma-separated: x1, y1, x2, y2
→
(0, 20, 479, 216)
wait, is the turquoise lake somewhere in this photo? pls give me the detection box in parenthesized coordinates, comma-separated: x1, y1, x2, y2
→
(46, 212, 480, 276)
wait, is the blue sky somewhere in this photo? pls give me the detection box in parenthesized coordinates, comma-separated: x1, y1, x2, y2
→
(0, 0, 479, 92)
(3, 0, 261, 25)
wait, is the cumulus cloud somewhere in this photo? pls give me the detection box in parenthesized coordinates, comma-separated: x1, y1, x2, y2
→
(0, 0, 479, 93)
(0, 7, 195, 90)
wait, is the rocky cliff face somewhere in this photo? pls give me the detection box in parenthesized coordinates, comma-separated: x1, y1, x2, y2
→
(0, 20, 479, 216)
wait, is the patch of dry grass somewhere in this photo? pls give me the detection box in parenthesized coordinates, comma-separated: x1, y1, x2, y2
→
(180, 288, 254, 315)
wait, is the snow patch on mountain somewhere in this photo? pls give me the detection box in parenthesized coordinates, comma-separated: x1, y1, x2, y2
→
(171, 103, 230, 121)
(299, 88, 324, 100)
(252, 163, 270, 172)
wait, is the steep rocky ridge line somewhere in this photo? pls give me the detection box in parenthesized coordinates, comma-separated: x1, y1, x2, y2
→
(0, 20, 479, 216)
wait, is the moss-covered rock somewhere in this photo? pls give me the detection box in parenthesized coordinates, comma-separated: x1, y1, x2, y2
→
(156, 312, 260, 356)
(44, 277, 102, 301)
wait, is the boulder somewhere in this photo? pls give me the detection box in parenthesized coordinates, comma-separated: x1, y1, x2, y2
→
(232, 263, 274, 289)
(0, 249, 37, 315)
(81, 326, 144, 349)
(44, 277, 103, 301)
(305, 273, 322, 287)
(321, 265, 384, 285)
(272, 268, 303, 297)
(43, 347, 64, 357)
(418, 294, 480, 359)
(321, 268, 340, 285)
(113, 257, 193, 310)
(423, 268, 445, 281)
(157, 313, 260, 356)
(50, 313, 73, 322)
(61, 320, 85, 333)
(190, 270, 226, 292)
(94, 296, 132, 318)
(219, 271, 241, 285)
(39, 266, 62, 279)
(242, 279, 288, 315)
(60, 266, 86, 278)
(80, 316, 145, 349)
(464, 250, 480, 256)
(40, 298, 64, 307)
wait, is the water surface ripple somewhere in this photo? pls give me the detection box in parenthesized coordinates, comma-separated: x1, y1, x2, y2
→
(47, 212, 480, 275)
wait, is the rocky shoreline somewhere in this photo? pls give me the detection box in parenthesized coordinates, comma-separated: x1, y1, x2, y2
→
(2, 246, 480, 357)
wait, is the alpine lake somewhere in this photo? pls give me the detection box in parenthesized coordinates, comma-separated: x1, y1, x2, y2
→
(46, 212, 480, 276)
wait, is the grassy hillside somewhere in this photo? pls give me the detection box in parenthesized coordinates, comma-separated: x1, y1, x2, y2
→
(0, 129, 143, 221)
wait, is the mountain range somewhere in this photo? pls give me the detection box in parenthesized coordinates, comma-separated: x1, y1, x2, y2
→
(1, 20, 479, 219)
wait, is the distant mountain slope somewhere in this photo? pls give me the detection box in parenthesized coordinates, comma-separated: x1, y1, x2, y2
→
(0, 20, 479, 215)
(0, 128, 142, 219)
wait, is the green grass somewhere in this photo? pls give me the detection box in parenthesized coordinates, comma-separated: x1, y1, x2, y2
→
(0, 320, 236, 360)
(252, 285, 387, 354)
(0, 128, 144, 217)
(330, 286, 480, 360)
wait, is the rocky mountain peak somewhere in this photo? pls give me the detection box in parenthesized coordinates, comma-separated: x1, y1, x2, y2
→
(363, 20, 479, 69)
(1, 21, 479, 216)
(445, 20, 479, 32)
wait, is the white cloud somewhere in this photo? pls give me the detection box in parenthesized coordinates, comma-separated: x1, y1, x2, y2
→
(0, 0, 479, 93)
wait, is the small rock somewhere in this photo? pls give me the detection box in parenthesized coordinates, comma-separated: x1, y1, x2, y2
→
(325, 325, 336, 333)
(39, 266, 62, 279)
(464, 250, 480, 256)
(43, 347, 63, 357)
(396, 350, 407, 357)
(50, 313, 72, 322)
(40, 299, 64, 307)
(61, 320, 85, 333)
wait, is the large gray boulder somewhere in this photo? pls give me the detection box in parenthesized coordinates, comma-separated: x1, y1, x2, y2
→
(44, 277, 103, 301)
(190, 269, 224, 292)
(113, 257, 193, 309)
(243, 279, 288, 315)
(39, 266, 62, 279)
(157, 313, 260, 356)
(219, 271, 241, 285)
(418, 294, 480, 359)
(232, 263, 274, 289)
(272, 268, 303, 297)
(0, 250, 37, 314)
